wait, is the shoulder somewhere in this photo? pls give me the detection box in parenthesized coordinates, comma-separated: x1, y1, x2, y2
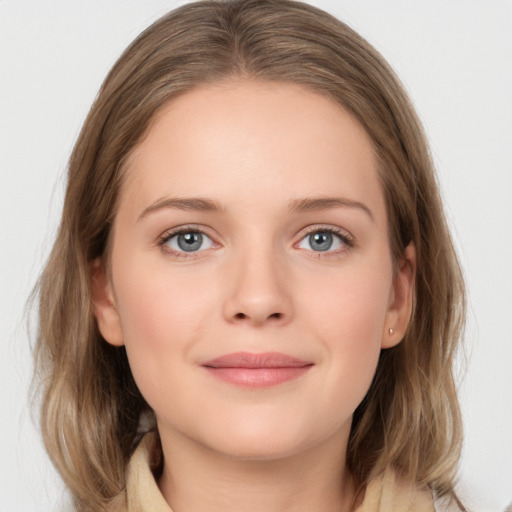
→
(108, 432, 171, 512)
(433, 493, 464, 512)
(358, 470, 434, 512)
(358, 470, 465, 512)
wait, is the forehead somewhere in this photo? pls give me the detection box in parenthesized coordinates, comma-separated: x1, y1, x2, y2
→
(120, 80, 385, 224)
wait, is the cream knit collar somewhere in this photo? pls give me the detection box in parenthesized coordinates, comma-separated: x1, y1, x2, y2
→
(112, 434, 434, 512)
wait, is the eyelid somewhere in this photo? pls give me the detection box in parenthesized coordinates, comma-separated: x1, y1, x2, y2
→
(158, 225, 219, 257)
(294, 224, 355, 253)
(156, 223, 355, 258)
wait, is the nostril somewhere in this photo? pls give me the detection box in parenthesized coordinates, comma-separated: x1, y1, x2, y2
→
(233, 312, 282, 321)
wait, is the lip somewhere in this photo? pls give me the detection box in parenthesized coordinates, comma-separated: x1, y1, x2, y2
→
(201, 352, 313, 388)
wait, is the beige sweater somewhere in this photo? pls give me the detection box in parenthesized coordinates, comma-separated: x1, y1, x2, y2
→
(112, 434, 435, 512)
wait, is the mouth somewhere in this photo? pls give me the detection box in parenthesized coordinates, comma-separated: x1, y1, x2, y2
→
(201, 352, 313, 388)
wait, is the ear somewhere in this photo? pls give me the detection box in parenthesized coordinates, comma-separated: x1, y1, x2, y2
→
(381, 243, 416, 349)
(90, 258, 124, 346)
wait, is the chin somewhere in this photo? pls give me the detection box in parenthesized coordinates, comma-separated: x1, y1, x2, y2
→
(194, 414, 345, 462)
(210, 432, 311, 461)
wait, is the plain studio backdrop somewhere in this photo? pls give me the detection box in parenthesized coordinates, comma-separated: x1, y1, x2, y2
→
(1, 1, 511, 511)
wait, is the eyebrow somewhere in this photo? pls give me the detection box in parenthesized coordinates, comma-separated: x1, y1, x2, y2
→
(289, 197, 375, 222)
(138, 195, 374, 222)
(138, 197, 224, 221)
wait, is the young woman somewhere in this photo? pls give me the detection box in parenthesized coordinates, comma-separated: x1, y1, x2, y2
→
(34, 1, 466, 510)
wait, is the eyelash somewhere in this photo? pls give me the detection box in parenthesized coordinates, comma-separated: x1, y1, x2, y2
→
(158, 225, 215, 258)
(297, 225, 355, 255)
(157, 225, 355, 258)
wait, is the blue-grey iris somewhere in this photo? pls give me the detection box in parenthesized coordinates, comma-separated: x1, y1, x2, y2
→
(309, 231, 333, 251)
(177, 232, 203, 251)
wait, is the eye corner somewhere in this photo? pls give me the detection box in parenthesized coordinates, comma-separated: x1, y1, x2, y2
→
(157, 225, 218, 258)
(295, 225, 356, 256)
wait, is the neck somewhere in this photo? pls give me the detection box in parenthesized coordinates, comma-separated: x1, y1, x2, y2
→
(157, 425, 357, 512)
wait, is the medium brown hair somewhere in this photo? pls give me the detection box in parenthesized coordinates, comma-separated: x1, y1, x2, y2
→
(34, 1, 466, 510)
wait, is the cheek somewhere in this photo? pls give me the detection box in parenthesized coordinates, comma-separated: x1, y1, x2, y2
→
(112, 261, 216, 400)
(301, 259, 392, 345)
(297, 259, 392, 402)
(115, 255, 213, 338)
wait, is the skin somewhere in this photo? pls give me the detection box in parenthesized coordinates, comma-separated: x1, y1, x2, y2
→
(92, 80, 415, 512)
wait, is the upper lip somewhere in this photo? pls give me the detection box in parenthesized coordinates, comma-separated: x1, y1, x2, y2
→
(202, 352, 313, 369)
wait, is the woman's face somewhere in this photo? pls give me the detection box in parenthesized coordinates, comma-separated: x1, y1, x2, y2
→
(93, 80, 414, 460)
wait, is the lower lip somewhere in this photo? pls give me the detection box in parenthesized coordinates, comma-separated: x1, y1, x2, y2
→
(203, 366, 312, 388)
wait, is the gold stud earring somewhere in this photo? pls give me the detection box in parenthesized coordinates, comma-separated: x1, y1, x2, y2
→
(388, 328, 394, 335)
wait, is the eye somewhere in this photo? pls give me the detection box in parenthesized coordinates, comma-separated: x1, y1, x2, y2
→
(160, 229, 215, 253)
(297, 229, 352, 253)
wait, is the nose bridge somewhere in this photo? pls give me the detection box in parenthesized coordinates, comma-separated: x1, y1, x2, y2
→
(223, 233, 292, 325)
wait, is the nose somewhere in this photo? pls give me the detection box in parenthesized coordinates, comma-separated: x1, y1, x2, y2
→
(222, 246, 293, 327)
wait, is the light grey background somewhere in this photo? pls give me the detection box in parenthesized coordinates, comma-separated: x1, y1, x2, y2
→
(1, 1, 511, 510)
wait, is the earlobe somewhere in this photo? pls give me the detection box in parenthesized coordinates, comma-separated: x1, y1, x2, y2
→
(382, 243, 416, 349)
(90, 258, 125, 347)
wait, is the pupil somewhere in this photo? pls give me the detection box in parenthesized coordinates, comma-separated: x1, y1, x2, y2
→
(310, 232, 332, 251)
(177, 232, 202, 251)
